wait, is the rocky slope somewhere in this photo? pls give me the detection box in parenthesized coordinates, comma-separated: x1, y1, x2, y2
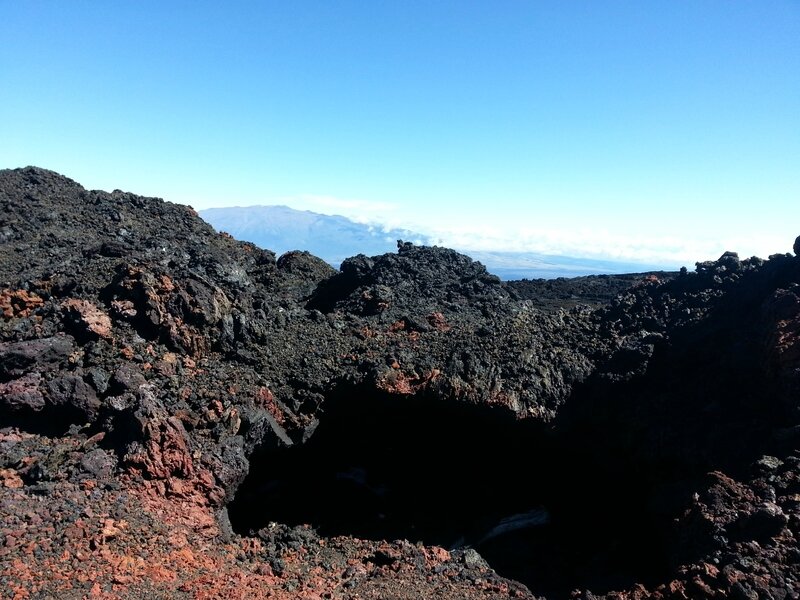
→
(1, 166, 799, 599)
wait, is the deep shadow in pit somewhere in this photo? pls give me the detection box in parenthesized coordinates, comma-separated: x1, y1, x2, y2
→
(229, 386, 680, 598)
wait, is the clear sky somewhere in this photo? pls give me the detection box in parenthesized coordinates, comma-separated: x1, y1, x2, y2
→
(2, 2, 798, 266)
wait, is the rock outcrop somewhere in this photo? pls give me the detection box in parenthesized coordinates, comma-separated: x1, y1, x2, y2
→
(1, 166, 799, 599)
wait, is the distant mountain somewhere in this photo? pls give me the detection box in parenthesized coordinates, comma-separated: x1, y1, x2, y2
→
(199, 205, 676, 279)
(200, 205, 427, 267)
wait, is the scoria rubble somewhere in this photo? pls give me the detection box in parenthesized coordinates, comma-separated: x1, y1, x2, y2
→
(1, 167, 799, 599)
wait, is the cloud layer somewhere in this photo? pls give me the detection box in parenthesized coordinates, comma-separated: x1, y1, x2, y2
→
(231, 194, 792, 268)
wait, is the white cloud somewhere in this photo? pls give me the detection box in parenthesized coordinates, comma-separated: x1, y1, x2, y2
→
(286, 194, 401, 224)
(410, 222, 786, 268)
(218, 193, 794, 268)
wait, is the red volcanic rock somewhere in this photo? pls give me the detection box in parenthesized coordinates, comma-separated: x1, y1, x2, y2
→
(61, 299, 113, 340)
(0, 289, 44, 319)
(0, 468, 23, 489)
(427, 311, 451, 331)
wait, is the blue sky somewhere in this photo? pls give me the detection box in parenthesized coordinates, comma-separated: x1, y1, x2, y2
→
(2, 2, 798, 266)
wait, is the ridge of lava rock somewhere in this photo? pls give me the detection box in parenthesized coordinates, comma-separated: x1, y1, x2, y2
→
(1, 166, 800, 599)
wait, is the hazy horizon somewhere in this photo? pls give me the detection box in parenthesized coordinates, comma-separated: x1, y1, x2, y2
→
(198, 199, 787, 268)
(199, 203, 701, 279)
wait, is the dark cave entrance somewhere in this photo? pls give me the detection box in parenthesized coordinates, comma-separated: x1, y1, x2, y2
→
(228, 387, 677, 598)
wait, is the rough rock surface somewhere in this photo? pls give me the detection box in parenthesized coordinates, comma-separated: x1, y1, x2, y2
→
(1, 166, 799, 599)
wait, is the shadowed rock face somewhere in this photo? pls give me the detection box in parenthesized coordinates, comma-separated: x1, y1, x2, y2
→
(1, 166, 800, 599)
